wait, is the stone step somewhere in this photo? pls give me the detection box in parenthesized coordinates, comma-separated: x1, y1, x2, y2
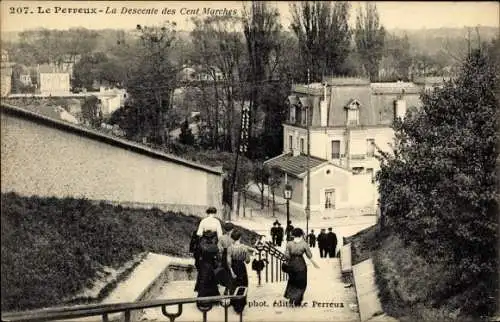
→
(141, 258, 360, 322)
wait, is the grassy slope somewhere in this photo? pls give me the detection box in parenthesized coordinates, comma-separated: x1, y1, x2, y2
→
(346, 225, 484, 321)
(1, 192, 259, 312)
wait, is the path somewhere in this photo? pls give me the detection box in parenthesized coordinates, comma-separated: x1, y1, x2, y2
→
(141, 246, 359, 322)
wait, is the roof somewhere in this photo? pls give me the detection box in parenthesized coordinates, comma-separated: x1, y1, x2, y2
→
(287, 95, 299, 106)
(371, 82, 422, 94)
(413, 76, 454, 85)
(323, 77, 371, 86)
(38, 64, 69, 74)
(1, 102, 223, 176)
(264, 153, 328, 178)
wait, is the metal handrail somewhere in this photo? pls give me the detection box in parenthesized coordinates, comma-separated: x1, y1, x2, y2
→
(254, 241, 288, 285)
(2, 287, 248, 322)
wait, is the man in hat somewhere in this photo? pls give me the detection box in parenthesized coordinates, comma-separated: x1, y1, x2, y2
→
(270, 221, 279, 246)
(326, 227, 338, 258)
(275, 222, 284, 246)
(308, 229, 316, 248)
(317, 228, 327, 258)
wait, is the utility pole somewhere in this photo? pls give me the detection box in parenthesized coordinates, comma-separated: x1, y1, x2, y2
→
(305, 68, 311, 238)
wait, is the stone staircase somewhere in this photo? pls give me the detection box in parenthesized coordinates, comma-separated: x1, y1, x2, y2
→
(141, 247, 360, 322)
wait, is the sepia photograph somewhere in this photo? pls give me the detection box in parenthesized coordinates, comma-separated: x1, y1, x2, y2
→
(1, 1, 499, 321)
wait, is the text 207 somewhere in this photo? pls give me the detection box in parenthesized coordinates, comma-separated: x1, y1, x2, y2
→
(9, 7, 30, 14)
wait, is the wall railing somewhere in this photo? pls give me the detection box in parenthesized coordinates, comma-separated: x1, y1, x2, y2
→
(1, 286, 248, 322)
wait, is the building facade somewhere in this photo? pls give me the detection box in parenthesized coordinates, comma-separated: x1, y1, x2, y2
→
(266, 76, 447, 213)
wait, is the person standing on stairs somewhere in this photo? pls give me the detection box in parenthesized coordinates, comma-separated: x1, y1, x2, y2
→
(276, 222, 284, 247)
(194, 207, 223, 309)
(308, 230, 316, 248)
(271, 221, 279, 246)
(227, 230, 252, 313)
(326, 227, 338, 258)
(285, 220, 294, 241)
(218, 221, 235, 293)
(283, 228, 320, 307)
(317, 229, 327, 258)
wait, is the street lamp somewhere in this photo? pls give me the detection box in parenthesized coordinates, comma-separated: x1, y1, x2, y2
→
(284, 184, 293, 240)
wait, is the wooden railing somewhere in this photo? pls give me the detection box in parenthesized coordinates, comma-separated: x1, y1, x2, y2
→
(1, 287, 248, 322)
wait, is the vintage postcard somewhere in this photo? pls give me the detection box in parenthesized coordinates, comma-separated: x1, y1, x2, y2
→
(1, 1, 499, 322)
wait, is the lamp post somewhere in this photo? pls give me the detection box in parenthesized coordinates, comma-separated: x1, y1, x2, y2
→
(284, 184, 293, 240)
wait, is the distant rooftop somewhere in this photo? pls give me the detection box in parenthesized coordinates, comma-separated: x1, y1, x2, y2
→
(323, 77, 371, 86)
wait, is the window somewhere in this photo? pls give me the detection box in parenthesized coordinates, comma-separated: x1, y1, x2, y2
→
(290, 105, 296, 123)
(300, 138, 305, 153)
(352, 167, 364, 175)
(366, 139, 375, 157)
(347, 109, 359, 125)
(325, 189, 335, 209)
(288, 135, 293, 151)
(331, 140, 340, 159)
(301, 108, 307, 126)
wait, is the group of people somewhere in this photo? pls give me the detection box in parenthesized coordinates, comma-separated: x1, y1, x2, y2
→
(189, 207, 335, 313)
(307, 228, 338, 258)
(270, 220, 298, 246)
(189, 207, 252, 313)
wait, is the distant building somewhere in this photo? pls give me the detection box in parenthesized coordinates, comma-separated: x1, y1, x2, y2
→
(1, 49, 9, 62)
(1, 50, 14, 96)
(38, 64, 70, 96)
(196, 66, 224, 82)
(1, 64, 13, 97)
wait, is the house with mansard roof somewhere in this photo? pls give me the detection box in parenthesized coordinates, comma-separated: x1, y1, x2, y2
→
(264, 76, 449, 214)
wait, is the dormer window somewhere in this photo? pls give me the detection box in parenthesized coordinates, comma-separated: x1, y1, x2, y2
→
(345, 99, 361, 126)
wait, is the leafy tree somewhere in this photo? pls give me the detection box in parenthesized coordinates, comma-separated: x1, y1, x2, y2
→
(376, 48, 498, 315)
(355, 3, 385, 81)
(179, 118, 195, 146)
(290, 1, 352, 82)
(81, 95, 102, 128)
(73, 52, 109, 89)
(380, 33, 412, 81)
(16, 28, 99, 65)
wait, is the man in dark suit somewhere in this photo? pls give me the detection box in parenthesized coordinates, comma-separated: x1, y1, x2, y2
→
(308, 230, 316, 248)
(326, 227, 338, 258)
(285, 220, 294, 241)
(270, 221, 279, 245)
(317, 229, 327, 258)
(275, 222, 284, 246)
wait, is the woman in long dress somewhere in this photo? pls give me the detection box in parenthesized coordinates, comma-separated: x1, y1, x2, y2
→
(227, 230, 251, 313)
(217, 221, 235, 293)
(194, 207, 223, 309)
(283, 228, 319, 306)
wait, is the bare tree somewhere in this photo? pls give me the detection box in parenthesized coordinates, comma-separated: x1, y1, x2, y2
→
(355, 2, 385, 81)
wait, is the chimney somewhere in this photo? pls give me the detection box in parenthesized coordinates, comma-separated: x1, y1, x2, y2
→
(320, 82, 328, 127)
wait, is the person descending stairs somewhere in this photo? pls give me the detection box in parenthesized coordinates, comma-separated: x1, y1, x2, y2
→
(141, 244, 360, 322)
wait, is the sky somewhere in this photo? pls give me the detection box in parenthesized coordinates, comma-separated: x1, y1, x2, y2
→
(1, 1, 499, 33)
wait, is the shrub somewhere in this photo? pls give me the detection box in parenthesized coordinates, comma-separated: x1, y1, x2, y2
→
(376, 48, 498, 316)
(1, 192, 259, 311)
